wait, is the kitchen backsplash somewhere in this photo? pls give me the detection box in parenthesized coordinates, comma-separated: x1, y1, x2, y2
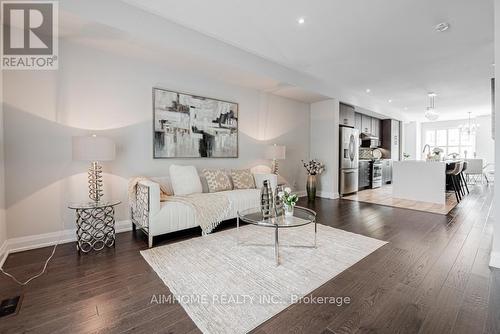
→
(359, 148, 373, 160)
(359, 147, 391, 160)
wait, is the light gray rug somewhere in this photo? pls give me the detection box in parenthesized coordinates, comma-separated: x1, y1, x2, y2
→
(140, 224, 387, 334)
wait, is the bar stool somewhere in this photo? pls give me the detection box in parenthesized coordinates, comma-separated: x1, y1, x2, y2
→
(446, 162, 463, 203)
(460, 161, 469, 195)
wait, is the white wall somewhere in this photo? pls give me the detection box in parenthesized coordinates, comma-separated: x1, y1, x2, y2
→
(2, 38, 311, 239)
(0, 69, 6, 255)
(491, 0, 500, 268)
(475, 115, 495, 165)
(310, 99, 339, 199)
(420, 116, 494, 163)
(403, 121, 421, 160)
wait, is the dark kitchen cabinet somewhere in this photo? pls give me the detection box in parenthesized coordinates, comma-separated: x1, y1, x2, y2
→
(358, 161, 371, 189)
(361, 115, 372, 134)
(339, 103, 355, 127)
(382, 159, 392, 184)
(382, 119, 401, 160)
(371, 118, 380, 138)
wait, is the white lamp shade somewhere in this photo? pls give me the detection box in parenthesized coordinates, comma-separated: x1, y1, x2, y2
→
(265, 144, 286, 160)
(72, 135, 116, 162)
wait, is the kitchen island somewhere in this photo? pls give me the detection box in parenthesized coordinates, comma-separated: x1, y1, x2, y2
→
(392, 160, 446, 204)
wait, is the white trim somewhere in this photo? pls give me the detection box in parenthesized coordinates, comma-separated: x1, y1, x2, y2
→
(295, 191, 307, 197)
(0, 220, 132, 267)
(490, 251, 500, 268)
(0, 240, 8, 268)
(317, 191, 339, 199)
(297, 191, 339, 199)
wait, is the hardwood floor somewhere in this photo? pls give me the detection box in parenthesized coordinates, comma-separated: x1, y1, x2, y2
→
(0, 184, 497, 333)
(343, 185, 458, 215)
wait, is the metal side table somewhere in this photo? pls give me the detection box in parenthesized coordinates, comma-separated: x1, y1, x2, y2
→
(68, 200, 121, 253)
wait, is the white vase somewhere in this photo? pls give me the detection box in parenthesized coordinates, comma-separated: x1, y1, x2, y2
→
(284, 204, 294, 216)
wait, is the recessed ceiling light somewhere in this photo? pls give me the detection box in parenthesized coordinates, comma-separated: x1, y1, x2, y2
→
(366, 88, 371, 93)
(435, 22, 450, 32)
(297, 17, 305, 25)
(388, 99, 392, 103)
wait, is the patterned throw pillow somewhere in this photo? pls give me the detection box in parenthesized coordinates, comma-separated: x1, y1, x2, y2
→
(202, 169, 233, 193)
(231, 169, 256, 189)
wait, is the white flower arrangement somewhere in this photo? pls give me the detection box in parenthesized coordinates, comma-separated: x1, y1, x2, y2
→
(432, 147, 444, 154)
(278, 187, 298, 207)
(302, 159, 325, 176)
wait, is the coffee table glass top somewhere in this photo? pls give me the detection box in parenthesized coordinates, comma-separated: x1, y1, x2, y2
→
(238, 206, 316, 228)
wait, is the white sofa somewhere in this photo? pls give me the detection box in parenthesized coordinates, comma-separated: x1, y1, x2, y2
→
(130, 173, 277, 247)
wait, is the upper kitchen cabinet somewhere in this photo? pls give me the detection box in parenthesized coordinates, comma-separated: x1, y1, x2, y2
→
(339, 103, 355, 127)
(361, 114, 372, 134)
(354, 113, 362, 133)
(382, 119, 401, 160)
(371, 118, 380, 138)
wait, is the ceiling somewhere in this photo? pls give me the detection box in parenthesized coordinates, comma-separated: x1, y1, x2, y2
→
(121, 0, 494, 121)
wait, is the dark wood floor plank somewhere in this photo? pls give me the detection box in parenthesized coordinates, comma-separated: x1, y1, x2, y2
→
(452, 273, 490, 334)
(0, 184, 494, 334)
(485, 268, 500, 334)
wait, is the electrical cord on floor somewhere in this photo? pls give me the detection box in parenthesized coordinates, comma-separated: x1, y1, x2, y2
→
(0, 243, 58, 286)
(1, 216, 65, 286)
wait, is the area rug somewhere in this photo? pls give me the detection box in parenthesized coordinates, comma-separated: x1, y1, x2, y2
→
(140, 224, 387, 334)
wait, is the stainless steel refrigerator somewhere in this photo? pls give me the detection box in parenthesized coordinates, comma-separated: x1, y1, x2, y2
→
(339, 127, 359, 195)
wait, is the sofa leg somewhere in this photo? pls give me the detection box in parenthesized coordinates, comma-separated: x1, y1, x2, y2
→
(148, 234, 153, 248)
(132, 222, 136, 233)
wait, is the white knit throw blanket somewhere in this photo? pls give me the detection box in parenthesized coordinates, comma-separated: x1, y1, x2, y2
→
(128, 177, 231, 235)
(165, 193, 232, 235)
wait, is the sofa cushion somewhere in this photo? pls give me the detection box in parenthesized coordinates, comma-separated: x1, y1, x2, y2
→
(169, 165, 203, 196)
(231, 169, 256, 189)
(202, 169, 232, 193)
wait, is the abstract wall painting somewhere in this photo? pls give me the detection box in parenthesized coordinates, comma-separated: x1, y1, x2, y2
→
(153, 88, 238, 158)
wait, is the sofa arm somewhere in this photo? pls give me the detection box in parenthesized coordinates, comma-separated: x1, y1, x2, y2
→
(137, 180, 161, 217)
(130, 180, 161, 232)
(253, 173, 278, 189)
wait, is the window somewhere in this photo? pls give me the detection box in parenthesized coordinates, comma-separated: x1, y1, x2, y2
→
(424, 128, 475, 158)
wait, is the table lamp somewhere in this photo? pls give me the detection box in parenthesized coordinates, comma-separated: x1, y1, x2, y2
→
(72, 135, 116, 202)
(266, 144, 286, 175)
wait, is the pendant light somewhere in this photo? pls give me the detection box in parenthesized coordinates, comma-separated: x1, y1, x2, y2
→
(459, 112, 479, 136)
(424, 92, 439, 121)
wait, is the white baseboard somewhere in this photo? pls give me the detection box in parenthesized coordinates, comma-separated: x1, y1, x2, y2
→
(317, 191, 339, 199)
(297, 191, 339, 199)
(490, 251, 500, 268)
(0, 240, 8, 269)
(295, 191, 307, 197)
(0, 220, 132, 267)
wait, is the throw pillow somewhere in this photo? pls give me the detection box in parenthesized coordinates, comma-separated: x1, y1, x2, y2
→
(202, 169, 233, 193)
(169, 165, 203, 196)
(231, 169, 256, 189)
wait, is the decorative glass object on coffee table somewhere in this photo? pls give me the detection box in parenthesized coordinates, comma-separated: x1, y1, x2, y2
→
(68, 200, 121, 253)
(237, 206, 317, 265)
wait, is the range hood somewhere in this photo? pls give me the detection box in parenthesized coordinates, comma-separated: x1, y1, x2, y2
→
(360, 133, 379, 141)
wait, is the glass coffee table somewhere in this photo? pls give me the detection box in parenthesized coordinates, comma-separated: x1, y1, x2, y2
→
(237, 206, 317, 265)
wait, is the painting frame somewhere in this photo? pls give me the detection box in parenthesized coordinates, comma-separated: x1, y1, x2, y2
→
(152, 87, 239, 159)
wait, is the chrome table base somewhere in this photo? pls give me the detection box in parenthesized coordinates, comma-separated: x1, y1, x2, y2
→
(75, 205, 116, 253)
(237, 216, 317, 266)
